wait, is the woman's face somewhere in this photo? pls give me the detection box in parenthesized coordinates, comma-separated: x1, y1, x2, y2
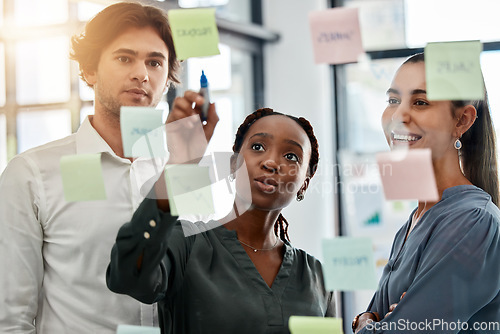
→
(233, 115, 312, 211)
(381, 61, 460, 160)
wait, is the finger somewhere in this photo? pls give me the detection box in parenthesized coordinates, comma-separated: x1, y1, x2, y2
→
(384, 311, 392, 318)
(203, 103, 219, 142)
(388, 303, 397, 312)
(400, 292, 406, 299)
(168, 92, 204, 122)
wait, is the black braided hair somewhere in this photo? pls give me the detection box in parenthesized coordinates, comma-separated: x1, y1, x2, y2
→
(232, 108, 320, 242)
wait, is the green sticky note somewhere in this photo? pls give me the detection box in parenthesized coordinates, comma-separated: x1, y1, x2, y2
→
(116, 325, 160, 334)
(289, 316, 343, 334)
(322, 237, 378, 291)
(120, 107, 165, 158)
(425, 40, 483, 100)
(168, 8, 220, 60)
(60, 153, 106, 202)
(164, 164, 214, 215)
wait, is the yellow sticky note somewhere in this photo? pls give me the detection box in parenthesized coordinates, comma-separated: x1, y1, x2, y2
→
(425, 40, 483, 100)
(168, 8, 220, 60)
(164, 164, 214, 216)
(289, 316, 343, 334)
(60, 153, 107, 202)
(322, 237, 378, 291)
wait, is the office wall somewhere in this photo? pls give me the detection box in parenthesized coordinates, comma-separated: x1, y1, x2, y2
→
(262, 0, 337, 260)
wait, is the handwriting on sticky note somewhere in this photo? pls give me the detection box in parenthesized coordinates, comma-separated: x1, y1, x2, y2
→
(120, 107, 165, 158)
(116, 325, 160, 334)
(308, 7, 364, 64)
(425, 40, 483, 100)
(168, 8, 220, 60)
(322, 237, 378, 291)
(60, 153, 106, 202)
(164, 164, 214, 216)
(289, 316, 343, 334)
(376, 148, 439, 201)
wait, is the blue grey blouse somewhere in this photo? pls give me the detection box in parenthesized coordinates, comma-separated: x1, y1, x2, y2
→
(106, 197, 335, 334)
(360, 185, 500, 333)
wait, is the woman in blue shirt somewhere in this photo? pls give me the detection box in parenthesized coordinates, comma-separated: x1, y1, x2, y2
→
(353, 53, 500, 333)
(107, 107, 335, 333)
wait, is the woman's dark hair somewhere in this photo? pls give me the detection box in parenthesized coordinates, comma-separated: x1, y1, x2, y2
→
(232, 108, 320, 242)
(70, 2, 180, 87)
(403, 53, 499, 205)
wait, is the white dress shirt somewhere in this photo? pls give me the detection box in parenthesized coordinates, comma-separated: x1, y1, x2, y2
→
(0, 116, 163, 333)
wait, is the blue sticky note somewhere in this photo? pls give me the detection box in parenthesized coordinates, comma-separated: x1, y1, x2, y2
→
(322, 237, 378, 291)
(60, 153, 107, 202)
(289, 316, 343, 334)
(164, 164, 215, 216)
(120, 107, 165, 158)
(116, 325, 160, 334)
(425, 40, 484, 100)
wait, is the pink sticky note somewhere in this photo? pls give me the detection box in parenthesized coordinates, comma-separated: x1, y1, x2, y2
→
(376, 149, 439, 201)
(308, 7, 364, 64)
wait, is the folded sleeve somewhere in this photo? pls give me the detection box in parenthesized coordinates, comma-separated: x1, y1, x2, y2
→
(360, 209, 500, 333)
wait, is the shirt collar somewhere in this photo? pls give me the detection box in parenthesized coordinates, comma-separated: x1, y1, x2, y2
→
(76, 116, 121, 157)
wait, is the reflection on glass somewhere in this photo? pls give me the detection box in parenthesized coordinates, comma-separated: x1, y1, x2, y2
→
(0, 43, 5, 107)
(0, 114, 6, 173)
(187, 44, 231, 91)
(14, 0, 68, 26)
(16, 36, 70, 105)
(185, 43, 252, 152)
(406, 0, 500, 47)
(17, 109, 71, 153)
(342, 56, 404, 152)
(345, 0, 406, 51)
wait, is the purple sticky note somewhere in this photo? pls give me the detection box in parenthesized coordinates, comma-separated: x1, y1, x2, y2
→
(308, 7, 364, 64)
(376, 149, 439, 201)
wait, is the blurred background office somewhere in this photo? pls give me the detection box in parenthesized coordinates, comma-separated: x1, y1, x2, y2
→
(1, 0, 500, 332)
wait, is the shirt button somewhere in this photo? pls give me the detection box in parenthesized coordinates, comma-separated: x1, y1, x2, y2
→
(149, 219, 157, 228)
(144, 232, 151, 239)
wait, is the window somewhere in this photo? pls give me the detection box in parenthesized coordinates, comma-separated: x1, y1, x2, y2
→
(334, 1, 500, 332)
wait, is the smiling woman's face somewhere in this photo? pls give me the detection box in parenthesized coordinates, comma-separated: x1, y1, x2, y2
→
(381, 61, 460, 160)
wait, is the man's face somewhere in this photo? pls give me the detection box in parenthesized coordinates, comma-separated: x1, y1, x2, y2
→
(85, 26, 169, 117)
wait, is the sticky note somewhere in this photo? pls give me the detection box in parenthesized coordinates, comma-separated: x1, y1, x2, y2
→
(116, 325, 160, 334)
(289, 316, 343, 334)
(308, 7, 364, 64)
(425, 40, 483, 100)
(120, 107, 165, 158)
(60, 153, 106, 202)
(168, 8, 220, 60)
(164, 164, 214, 216)
(322, 237, 378, 291)
(376, 148, 439, 201)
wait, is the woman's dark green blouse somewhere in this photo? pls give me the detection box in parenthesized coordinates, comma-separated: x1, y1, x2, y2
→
(106, 197, 335, 334)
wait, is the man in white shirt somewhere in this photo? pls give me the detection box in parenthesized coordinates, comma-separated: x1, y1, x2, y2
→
(0, 2, 217, 333)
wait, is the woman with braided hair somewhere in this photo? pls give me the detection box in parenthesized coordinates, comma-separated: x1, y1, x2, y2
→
(107, 108, 335, 334)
